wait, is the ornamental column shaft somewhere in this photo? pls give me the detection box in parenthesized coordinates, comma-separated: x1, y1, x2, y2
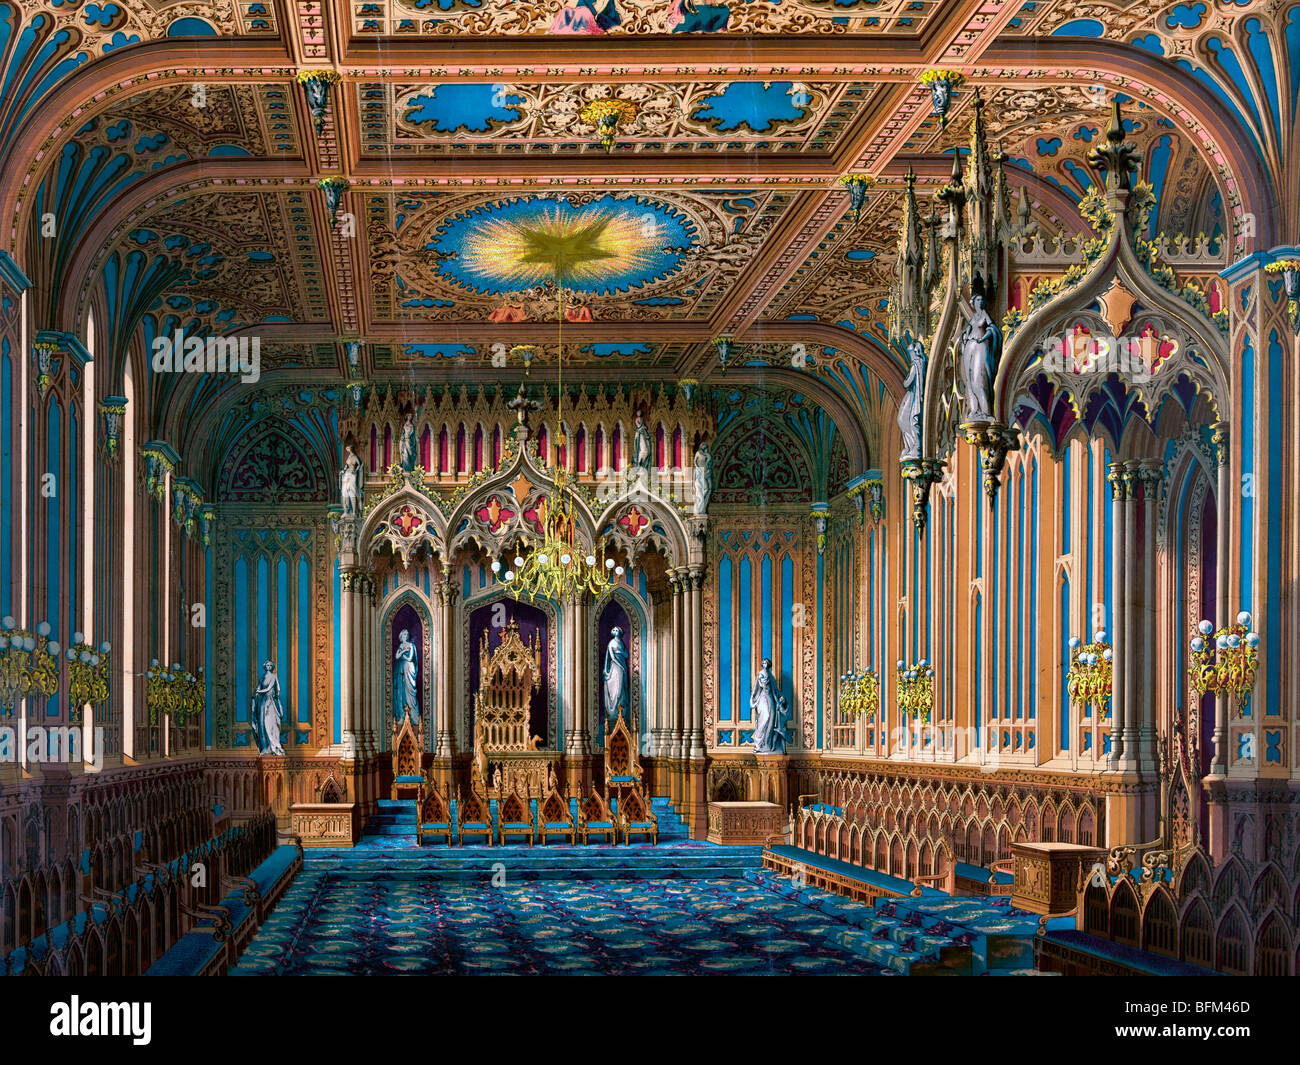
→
(434, 577, 457, 759)
(564, 593, 590, 756)
(687, 566, 706, 757)
(1137, 462, 1160, 775)
(1119, 462, 1140, 772)
(1107, 462, 1127, 771)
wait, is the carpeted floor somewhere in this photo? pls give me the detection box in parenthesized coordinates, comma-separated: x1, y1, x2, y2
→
(231, 871, 889, 975)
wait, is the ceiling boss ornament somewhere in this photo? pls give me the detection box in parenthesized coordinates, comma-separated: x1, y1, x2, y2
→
(578, 97, 640, 153)
(838, 173, 876, 224)
(919, 69, 966, 129)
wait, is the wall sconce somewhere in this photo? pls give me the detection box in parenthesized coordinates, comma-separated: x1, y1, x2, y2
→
(0, 617, 60, 715)
(839, 668, 879, 721)
(1067, 632, 1113, 714)
(1189, 611, 1260, 713)
(896, 659, 935, 724)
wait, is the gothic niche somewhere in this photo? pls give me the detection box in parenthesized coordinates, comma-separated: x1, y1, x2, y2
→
(217, 418, 329, 503)
(596, 596, 635, 741)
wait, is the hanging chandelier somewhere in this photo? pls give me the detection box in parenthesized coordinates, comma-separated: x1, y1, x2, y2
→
(499, 252, 625, 603)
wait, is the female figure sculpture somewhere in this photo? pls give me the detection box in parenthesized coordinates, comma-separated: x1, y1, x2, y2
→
(898, 338, 926, 459)
(340, 444, 363, 517)
(960, 294, 1001, 422)
(632, 412, 653, 472)
(399, 412, 417, 471)
(751, 658, 790, 755)
(693, 440, 713, 515)
(394, 628, 419, 722)
(603, 626, 630, 726)
(251, 661, 286, 756)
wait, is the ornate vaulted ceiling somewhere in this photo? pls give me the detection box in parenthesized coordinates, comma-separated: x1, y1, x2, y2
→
(2, 0, 1294, 476)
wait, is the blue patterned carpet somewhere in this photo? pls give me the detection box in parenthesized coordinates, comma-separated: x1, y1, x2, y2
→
(231, 871, 888, 975)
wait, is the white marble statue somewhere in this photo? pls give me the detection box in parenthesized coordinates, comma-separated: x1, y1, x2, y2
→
(603, 626, 630, 725)
(632, 412, 652, 471)
(394, 628, 419, 721)
(898, 338, 926, 460)
(399, 412, 417, 471)
(960, 294, 1001, 422)
(340, 444, 363, 517)
(251, 660, 286, 756)
(750, 658, 790, 755)
(693, 441, 712, 515)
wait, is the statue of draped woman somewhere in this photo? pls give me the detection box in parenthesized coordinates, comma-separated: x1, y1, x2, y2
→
(750, 658, 790, 755)
(898, 338, 925, 460)
(603, 626, 629, 726)
(960, 294, 1001, 422)
(693, 441, 712, 515)
(251, 661, 286, 756)
(399, 413, 417, 471)
(394, 629, 419, 722)
(340, 444, 363, 517)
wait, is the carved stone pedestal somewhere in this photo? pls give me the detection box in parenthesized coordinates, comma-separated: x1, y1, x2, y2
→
(754, 753, 790, 808)
(707, 801, 784, 845)
(1010, 841, 1106, 916)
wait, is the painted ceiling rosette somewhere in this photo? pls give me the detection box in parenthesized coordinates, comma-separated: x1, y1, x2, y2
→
(371, 188, 786, 322)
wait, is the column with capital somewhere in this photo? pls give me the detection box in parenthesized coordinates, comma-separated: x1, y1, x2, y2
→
(432, 575, 458, 792)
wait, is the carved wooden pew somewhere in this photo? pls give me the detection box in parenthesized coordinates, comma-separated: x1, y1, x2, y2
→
(577, 789, 617, 845)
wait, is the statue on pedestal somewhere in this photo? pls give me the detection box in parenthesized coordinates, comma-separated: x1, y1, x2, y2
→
(394, 629, 419, 722)
(960, 294, 1001, 422)
(340, 444, 363, 517)
(693, 440, 713, 515)
(751, 658, 790, 755)
(603, 626, 629, 726)
(632, 412, 653, 473)
(898, 338, 926, 460)
(251, 661, 286, 756)
(399, 412, 417, 471)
